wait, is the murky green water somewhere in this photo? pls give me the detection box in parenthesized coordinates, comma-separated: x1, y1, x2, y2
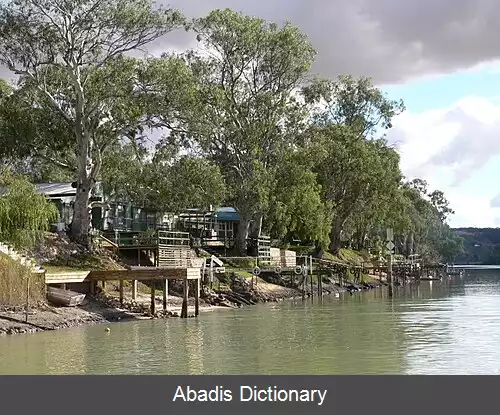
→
(1, 269, 500, 374)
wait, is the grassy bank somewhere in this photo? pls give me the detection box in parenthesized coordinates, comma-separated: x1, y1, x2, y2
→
(0, 253, 45, 308)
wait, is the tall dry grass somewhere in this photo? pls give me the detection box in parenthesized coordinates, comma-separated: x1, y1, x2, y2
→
(0, 253, 46, 307)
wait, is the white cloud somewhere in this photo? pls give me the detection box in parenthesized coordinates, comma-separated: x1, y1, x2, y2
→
(387, 95, 500, 228)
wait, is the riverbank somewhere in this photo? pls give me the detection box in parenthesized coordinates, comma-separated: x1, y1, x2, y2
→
(0, 295, 222, 335)
(0, 272, 386, 336)
(0, 232, 388, 335)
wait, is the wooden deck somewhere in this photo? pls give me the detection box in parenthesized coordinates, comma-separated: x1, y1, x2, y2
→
(45, 271, 92, 284)
(45, 267, 201, 284)
(45, 266, 202, 318)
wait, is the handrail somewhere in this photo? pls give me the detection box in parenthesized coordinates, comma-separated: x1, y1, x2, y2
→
(96, 234, 119, 249)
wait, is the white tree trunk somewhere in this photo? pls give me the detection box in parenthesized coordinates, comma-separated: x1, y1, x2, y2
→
(70, 175, 93, 248)
(329, 218, 344, 254)
(250, 213, 263, 238)
(236, 217, 251, 256)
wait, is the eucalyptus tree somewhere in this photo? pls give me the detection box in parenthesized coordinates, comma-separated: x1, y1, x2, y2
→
(302, 75, 405, 253)
(388, 180, 461, 262)
(156, 9, 316, 254)
(0, 0, 185, 247)
(101, 140, 227, 214)
(265, 148, 332, 248)
(303, 75, 405, 138)
(343, 139, 403, 251)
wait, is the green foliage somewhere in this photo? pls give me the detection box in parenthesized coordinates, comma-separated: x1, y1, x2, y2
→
(0, 0, 185, 245)
(303, 75, 405, 137)
(453, 228, 500, 265)
(100, 140, 226, 213)
(100, 140, 152, 204)
(160, 8, 316, 251)
(0, 170, 59, 250)
(265, 149, 332, 248)
(161, 156, 226, 212)
(302, 74, 406, 253)
(386, 180, 463, 263)
(0, 4, 463, 262)
(309, 124, 400, 251)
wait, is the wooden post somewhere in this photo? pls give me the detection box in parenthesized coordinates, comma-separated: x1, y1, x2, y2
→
(317, 272, 320, 297)
(301, 266, 306, 300)
(162, 279, 168, 311)
(90, 281, 95, 295)
(131, 280, 137, 300)
(181, 278, 189, 318)
(119, 280, 124, 306)
(195, 278, 200, 317)
(201, 261, 206, 290)
(309, 256, 313, 299)
(388, 253, 393, 298)
(25, 274, 30, 323)
(317, 268, 322, 297)
(210, 257, 214, 290)
(197, 273, 201, 299)
(150, 280, 156, 315)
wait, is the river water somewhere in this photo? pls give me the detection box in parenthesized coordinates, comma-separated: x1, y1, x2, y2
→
(1, 268, 500, 375)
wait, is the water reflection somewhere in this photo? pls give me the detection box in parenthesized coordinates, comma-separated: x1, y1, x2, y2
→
(0, 271, 500, 374)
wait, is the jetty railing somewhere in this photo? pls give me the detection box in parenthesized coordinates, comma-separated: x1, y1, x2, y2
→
(101, 230, 157, 248)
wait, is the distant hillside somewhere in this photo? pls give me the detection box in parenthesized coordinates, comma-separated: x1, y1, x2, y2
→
(453, 228, 500, 265)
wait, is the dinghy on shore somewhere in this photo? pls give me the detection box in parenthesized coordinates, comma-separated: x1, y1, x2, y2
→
(47, 287, 86, 307)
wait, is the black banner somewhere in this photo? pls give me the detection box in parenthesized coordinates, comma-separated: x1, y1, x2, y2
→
(0, 375, 496, 415)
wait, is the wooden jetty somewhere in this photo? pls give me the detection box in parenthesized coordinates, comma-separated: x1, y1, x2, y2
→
(46, 230, 203, 318)
(45, 266, 202, 318)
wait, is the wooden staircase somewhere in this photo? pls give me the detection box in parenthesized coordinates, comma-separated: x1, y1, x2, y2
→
(157, 246, 204, 268)
(157, 230, 204, 269)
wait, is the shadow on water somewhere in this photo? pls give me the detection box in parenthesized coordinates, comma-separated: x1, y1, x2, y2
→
(1, 270, 500, 374)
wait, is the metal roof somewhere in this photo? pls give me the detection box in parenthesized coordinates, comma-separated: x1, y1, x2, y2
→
(0, 182, 75, 197)
(179, 207, 241, 222)
(35, 182, 76, 196)
(213, 207, 241, 222)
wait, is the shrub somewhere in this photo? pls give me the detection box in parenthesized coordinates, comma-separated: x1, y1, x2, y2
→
(0, 170, 59, 250)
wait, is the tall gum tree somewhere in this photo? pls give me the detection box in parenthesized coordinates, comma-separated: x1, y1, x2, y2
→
(304, 75, 405, 253)
(163, 9, 316, 254)
(342, 139, 403, 251)
(0, 0, 185, 247)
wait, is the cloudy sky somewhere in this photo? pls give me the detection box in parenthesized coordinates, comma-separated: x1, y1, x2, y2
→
(156, 0, 500, 229)
(2, 0, 500, 228)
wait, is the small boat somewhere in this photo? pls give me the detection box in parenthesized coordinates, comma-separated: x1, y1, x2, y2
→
(47, 287, 86, 307)
(420, 276, 441, 281)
